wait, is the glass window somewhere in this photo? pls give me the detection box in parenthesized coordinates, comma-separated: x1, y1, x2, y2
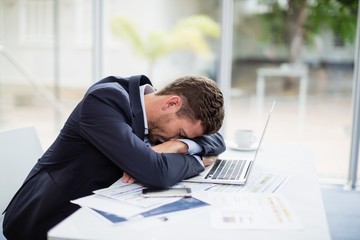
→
(0, 0, 358, 183)
(20, 0, 54, 43)
(228, 0, 358, 182)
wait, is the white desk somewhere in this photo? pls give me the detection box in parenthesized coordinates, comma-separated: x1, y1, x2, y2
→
(48, 144, 331, 240)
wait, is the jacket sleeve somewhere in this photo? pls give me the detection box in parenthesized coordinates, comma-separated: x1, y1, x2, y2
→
(78, 84, 204, 188)
(191, 132, 226, 156)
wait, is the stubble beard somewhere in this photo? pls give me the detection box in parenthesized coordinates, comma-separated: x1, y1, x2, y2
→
(147, 114, 173, 144)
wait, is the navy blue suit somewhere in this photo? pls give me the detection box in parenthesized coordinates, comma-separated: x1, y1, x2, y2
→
(3, 75, 225, 240)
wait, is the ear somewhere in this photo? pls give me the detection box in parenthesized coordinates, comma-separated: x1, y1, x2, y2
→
(161, 96, 182, 112)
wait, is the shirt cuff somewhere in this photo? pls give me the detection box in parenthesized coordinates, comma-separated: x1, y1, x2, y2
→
(178, 139, 204, 168)
(178, 139, 202, 155)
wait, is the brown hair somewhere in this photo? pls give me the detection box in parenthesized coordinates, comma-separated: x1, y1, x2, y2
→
(156, 76, 224, 135)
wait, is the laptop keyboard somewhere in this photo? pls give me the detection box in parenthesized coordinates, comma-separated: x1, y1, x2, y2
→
(205, 159, 246, 180)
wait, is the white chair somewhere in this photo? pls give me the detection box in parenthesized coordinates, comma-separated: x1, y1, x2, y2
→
(0, 126, 43, 239)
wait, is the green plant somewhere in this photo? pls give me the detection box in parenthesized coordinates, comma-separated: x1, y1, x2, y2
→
(111, 15, 220, 78)
(258, 0, 358, 63)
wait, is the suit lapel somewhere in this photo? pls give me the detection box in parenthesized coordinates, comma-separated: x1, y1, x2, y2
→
(129, 75, 152, 140)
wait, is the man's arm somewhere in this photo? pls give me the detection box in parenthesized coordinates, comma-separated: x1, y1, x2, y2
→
(122, 141, 219, 184)
(152, 133, 226, 168)
(192, 133, 226, 156)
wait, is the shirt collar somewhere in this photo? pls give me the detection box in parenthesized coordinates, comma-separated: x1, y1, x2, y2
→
(139, 84, 155, 135)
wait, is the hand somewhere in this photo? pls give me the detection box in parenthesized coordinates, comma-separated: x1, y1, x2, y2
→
(122, 172, 135, 184)
(152, 140, 188, 154)
(202, 156, 218, 167)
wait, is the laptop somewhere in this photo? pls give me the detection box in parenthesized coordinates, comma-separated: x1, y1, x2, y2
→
(183, 100, 275, 185)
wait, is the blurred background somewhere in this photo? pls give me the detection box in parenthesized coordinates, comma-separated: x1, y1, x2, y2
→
(0, 0, 359, 187)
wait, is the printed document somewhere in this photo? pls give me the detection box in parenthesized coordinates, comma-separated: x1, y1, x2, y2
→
(209, 193, 302, 230)
(180, 172, 290, 193)
(93, 179, 179, 208)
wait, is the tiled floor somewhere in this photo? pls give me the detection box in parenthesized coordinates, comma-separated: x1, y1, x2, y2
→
(321, 185, 360, 240)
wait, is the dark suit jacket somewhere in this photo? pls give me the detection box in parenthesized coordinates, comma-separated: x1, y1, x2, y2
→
(2, 75, 225, 240)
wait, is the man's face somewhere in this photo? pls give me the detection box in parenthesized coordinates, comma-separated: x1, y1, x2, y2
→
(147, 113, 203, 144)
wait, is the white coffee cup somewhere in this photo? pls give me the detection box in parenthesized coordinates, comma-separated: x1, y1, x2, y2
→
(234, 129, 257, 148)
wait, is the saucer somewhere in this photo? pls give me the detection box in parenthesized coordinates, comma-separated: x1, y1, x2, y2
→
(227, 141, 259, 151)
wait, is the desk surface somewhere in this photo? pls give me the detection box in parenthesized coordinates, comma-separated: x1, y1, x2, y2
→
(48, 144, 331, 240)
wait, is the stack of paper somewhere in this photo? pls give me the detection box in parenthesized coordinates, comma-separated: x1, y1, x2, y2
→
(71, 179, 209, 224)
(71, 172, 300, 231)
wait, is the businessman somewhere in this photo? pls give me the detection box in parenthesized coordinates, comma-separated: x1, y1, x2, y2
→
(3, 74, 225, 240)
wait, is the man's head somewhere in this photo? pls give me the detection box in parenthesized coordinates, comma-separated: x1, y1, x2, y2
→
(146, 76, 224, 143)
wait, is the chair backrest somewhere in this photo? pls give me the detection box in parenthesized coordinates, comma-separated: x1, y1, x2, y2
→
(0, 126, 43, 213)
